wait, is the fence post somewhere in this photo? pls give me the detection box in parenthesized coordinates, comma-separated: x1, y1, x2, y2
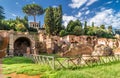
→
(67, 57, 69, 68)
(52, 57, 55, 70)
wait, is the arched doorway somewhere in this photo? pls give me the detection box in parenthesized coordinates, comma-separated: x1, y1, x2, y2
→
(14, 37, 31, 56)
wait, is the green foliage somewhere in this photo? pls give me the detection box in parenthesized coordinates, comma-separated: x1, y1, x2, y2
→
(66, 19, 82, 34)
(16, 16, 29, 29)
(0, 6, 5, 20)
(64, 20, 114, 38)
(92, 22, 94, 27)
(44, 5, 63, 35)
(66, 20, 74, 32)
(100, 24, 105, 29)
(115, 29, 120, 34)
(44, 6, 54, 35)
(73, 26, 83, 35)
(0, 16, 28, 31)
(84, 21, 88, 35)
(28, 27, 38, 32)
(87, 26, 96, 36)
(53, 5, 63, 35)
(108, 25, 113, 34)
(59, 30, 67, 37)
(0, 6, 5, 29)
(22, 4, 44, 22)
(15, 23, 26, 32)
(0, 20, 11, 30)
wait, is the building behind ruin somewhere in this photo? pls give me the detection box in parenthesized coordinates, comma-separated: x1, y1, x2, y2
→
(29, 22, 40, 30)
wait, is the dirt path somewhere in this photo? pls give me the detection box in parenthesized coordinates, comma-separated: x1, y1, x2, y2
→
(0, 59, 41, 78)
(5, 73, 40, 78)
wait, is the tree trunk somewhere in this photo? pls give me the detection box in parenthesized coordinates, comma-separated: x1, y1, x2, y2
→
(33, 15, 36, 22)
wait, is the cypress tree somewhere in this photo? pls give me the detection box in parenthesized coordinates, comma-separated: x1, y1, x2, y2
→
(53, 5, 62, 35)
(44, 6, 54, 35)
(84, 21, 88, 35)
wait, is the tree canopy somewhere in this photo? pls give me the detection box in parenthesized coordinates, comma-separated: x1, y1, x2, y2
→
(59, 20, 114, 38)
(22, 4, 44, 22)
(0, 6, 5, 20)
(44, 5, 63, 36)
(44, 6, 54, 35)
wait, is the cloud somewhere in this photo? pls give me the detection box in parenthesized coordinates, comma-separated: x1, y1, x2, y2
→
(86, 0, 98, 6)
(12, 13, 17, 17)
(85, 10, 90, 15)
(88, 9, 120, 28)
(116, 0, 119, 3)
(52, 5, 58, 8)
(75, 12, 82, 17)
(69, 0, 98, 9)
(63, 14, 77, 27)
(16, 2, 19, 5)
(32, 1, 35, 3)
(100, 7, 106, 11)
(81, 7, 88, 11)
(105, 1, 112, 4)
(69, 0, 87, 9)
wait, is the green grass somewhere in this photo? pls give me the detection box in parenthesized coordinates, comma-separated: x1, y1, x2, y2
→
(2, 57, 34, 64)
(2, 56, 120, 78)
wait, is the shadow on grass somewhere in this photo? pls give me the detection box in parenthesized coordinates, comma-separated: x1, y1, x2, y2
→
(2, 57, 34, 64)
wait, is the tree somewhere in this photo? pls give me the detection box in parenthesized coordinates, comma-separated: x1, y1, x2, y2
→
(84, 21, 88, 35)
(115, 29, 120, 34)
(100, 24, 105, 29)
(87, 26, 96, 36)
(66, 19, 82, 33)
(0, 6, 5, 20)
(23, 16, 29, 30)
(73, 26, 83, 35)
(59, 30, 67, 37)
(66, 20, 74, 32)
(53, 5, 63, 35)
(108, 25, 113, 32)
(92, 22, 94, 27)
(0, 6, 5, 29)
(44, 6, 54, 35)
(16, 23, 26, 32)
(22, 4, 44, 22)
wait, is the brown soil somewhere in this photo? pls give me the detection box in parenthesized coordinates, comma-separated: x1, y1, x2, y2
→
(5, 73, 40, 78)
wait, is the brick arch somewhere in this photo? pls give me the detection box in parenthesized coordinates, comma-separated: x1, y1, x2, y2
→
(9, 34, 35, 56)
(86, 37, 92, 44)
(14, 37, 31, 56)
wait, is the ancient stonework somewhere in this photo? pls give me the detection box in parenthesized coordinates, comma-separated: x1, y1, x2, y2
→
(8, 30, 35, 56)
(1, 29, 120, 56)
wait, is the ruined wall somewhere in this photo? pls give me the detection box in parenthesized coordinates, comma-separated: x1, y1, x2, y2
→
(9, 31, 35, 56)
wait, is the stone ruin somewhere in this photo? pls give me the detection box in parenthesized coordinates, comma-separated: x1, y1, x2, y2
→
(0, 31, 9, 58)
(38, 32, 120, 57)
(1, 29, 120, 57)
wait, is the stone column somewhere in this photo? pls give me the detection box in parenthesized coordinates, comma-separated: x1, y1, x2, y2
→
(9, 34, 14, 56)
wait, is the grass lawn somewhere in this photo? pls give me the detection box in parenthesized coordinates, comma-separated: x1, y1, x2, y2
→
(2, 56, 120, 78)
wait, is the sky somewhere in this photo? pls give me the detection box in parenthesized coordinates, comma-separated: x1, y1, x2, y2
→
(0, 0, 120, 29)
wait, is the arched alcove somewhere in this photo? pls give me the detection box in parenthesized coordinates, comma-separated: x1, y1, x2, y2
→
(14, 37, 31, 56)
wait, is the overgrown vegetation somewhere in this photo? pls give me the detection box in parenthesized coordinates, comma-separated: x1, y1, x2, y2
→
(2, 56, 120, 78)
